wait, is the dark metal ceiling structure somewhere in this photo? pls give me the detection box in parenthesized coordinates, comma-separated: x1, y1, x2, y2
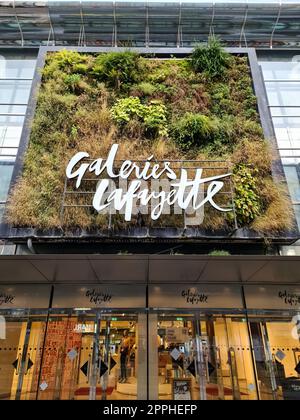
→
(1, 1, 300, 48)
(0, 254, 299, 284)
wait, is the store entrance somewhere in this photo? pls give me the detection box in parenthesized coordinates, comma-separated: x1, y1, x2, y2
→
(0, 310, 48, 400)
(2, 307, 299, 400)
(154, 312, 258, 400)
(37, 310, 143, 400)
(249, 314, 300, 400)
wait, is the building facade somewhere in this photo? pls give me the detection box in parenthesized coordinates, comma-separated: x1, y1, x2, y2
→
(0, 1, 300, 401)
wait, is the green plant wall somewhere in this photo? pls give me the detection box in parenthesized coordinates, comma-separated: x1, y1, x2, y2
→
(6, 43, 294, 235)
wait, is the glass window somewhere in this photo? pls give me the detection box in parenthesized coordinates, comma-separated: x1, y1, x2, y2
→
(0, 203, 4, 223)
(265, 82, 300, 107)
(283, 166, 300, 203)
(260, 58, 300, 242)
(0, 52, 36, 218)
(0, 80, 32, 105)
(0, 59, 36, 79)
(293, 205, 300, 230)
(260, 61, 300, 81)
(0, 162, 14, 203)
(271, 108, 300, 118)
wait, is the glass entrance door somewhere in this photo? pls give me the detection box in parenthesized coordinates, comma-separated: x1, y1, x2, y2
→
(249, 313, 300, 400)
(0, 310, 47, 400)
(101, 315, 138, 401)
(154, 312, 257, 400)
(37, 310, 142, 400)
(156, 313, 203, 400)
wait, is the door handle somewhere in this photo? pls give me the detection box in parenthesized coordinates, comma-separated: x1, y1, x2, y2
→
(25, 353, 32, 376)
(16, 353, 22, 375)
(87, 354, 91, 383)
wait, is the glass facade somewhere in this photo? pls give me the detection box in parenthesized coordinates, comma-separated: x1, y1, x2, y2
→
(1, 1, 300, 48)
(259, 51, 300, 254)
(0, 50, 36, 222)
(1, 304, 299, 400)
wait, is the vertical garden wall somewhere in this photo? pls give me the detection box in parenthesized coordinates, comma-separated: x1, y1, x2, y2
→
(3, 41, 296, 241)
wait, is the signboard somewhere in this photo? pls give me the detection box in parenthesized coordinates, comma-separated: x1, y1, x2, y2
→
(0, 285, 51, 309)
(149, 284, 243, 309)
(52, 285, 146, 309)
(172, 378, 192, 400)
(66, 143, 232, 222)
(244, 285, 300, 310)
(166, 327, 189, 343)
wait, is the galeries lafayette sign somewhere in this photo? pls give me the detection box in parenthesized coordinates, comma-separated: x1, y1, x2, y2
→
(66, 143, 232, 221)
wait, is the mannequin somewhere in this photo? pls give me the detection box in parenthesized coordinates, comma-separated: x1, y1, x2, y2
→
(119, 330, 131, 383)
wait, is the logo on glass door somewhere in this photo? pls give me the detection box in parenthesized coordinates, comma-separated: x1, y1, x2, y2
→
(0, 292, 15, 306)
(278, 290, 300, 307)
(85, 289, 112, 305)
(181, 289, 208, 305)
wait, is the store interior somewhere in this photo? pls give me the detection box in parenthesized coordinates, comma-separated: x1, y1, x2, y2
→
(0, 310, 299, 400)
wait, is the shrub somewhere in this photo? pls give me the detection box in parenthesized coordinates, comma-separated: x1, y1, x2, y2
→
(111, 97, 144, 124)
(43, 50, 89, 79)
(64, 73, 82, 93)
(209, 250, 231, 256)
(92, 51, 142, 89)
(144, 101, 168, 137)
(111, 97, 168, 137)
(72, 63, 89, 74)
(211, 83, 234, 116)
(190, 36, 231, 79)
(233, 164, 261, 225)
(133, 82, 157, 96)
(171, 113, 216, 150)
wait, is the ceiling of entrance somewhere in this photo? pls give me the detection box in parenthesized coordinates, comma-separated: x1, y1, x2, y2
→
(0, 255, 299, 284)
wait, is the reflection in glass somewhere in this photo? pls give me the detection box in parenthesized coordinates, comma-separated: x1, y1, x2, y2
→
(156, 313, 257, 400)
(249, 314, 300, 400)
(0, 311, 47, 400)
(37, 311, 140, 400)
(0, 53, 35, 216)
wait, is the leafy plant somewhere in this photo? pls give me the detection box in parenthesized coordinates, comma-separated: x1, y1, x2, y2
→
(92, 51, 142, 89)
(171, 113, 216, 150)
(143, 100, 168, 137)
(133, 82, 157, 96)
(190, 36, 231, 79)
(233, 164, 261, 225)
(111, 97, 168, 137)
(211, 83, 234, 116)
(209, 250, 231, 256)
(72, 63, 89, 74)
(43, 50, 90, 79)
(64, 73, 82, 93)
(110, 97, 144, 123)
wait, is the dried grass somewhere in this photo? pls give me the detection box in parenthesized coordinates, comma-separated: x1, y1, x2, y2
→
(252, 179, 295, 233)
